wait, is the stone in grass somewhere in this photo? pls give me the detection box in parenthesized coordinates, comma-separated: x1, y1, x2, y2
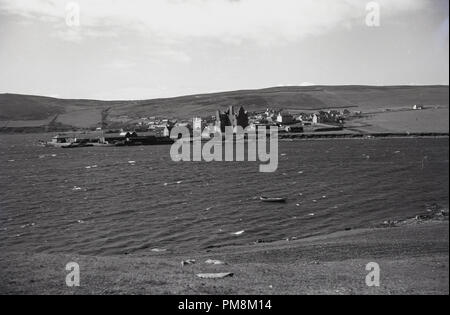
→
(196, 272, 234, 279)
(205, 259, 226, 265)
(181, 259, 196, 267)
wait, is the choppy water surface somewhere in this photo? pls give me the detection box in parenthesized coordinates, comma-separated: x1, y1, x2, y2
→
(0, 134, 448, 256)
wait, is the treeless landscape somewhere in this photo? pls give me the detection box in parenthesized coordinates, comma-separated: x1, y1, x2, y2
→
(1, 85, 448, 133)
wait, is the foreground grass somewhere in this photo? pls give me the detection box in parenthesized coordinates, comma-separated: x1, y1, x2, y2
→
(0, 221, 448, 295)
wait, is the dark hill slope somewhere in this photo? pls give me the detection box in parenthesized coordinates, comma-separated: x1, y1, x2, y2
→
(0, 86, 447, 126)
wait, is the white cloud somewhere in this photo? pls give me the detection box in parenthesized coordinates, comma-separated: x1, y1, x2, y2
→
(147, 49, 192, 64)
(102, 59, 136, 70)
(0, 0, 428, 44)
(54, 28, 83, 43)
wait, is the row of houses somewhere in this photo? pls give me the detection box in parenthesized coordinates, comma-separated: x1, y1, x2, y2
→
(246, 108, 353, 126)
(114, 105, 361, 138)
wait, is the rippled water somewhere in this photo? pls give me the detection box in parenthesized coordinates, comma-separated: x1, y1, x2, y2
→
(0, 134, 448, 256)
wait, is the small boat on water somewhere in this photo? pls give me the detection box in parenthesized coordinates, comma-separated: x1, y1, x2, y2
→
(260, 196, 287, 203)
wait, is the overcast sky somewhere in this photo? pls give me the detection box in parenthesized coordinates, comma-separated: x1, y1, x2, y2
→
(0, 0, 448, 100)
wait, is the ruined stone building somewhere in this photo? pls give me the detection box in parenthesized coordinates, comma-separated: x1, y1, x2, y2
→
(215, 105, 249, 132)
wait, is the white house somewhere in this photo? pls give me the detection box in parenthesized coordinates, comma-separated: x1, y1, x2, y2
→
(312, 114, 320, 124)
(193, 117, 202, 131)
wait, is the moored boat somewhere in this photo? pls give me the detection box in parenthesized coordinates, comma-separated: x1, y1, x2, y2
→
(260, 196, 287, 203)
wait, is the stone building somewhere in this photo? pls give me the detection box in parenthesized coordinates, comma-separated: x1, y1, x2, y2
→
(216, 105, 249, 132)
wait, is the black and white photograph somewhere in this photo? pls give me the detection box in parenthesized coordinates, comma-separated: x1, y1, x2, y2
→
(0, 0, 448, 299)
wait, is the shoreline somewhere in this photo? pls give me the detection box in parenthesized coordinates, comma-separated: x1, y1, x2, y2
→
(0, 130, 448, 140)
(278, 132, 449, 140)
(1, 219, 448, 295)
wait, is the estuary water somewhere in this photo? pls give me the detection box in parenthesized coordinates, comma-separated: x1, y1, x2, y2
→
(0, 134, 448, 256)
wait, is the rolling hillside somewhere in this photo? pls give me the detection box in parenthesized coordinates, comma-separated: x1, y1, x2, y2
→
(0, 85, 448, 130)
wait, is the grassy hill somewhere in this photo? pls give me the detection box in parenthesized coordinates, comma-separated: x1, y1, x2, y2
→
(0, 85, 448, 130)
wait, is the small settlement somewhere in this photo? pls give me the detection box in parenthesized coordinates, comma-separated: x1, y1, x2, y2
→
(44, 105, 359, 147)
